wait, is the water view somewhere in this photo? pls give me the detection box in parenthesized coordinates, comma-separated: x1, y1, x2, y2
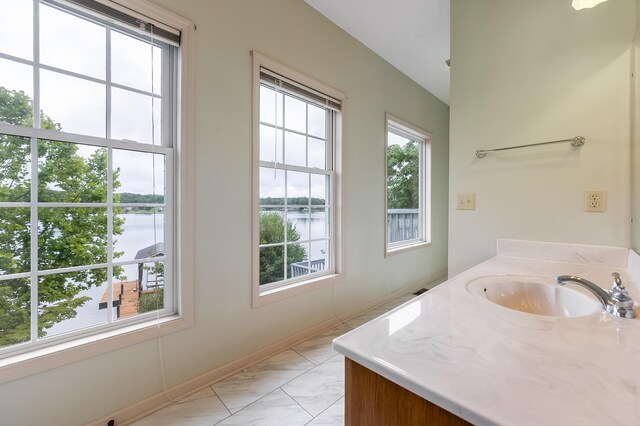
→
(46, 212, 164, 336)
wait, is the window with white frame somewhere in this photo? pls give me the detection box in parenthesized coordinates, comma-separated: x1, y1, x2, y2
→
(0, 0, 182, 357)
(385, 114, 431, 253)
(254, 54, 342, 297)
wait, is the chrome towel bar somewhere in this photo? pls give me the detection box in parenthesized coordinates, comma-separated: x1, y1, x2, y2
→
(475, 136, 585, 159)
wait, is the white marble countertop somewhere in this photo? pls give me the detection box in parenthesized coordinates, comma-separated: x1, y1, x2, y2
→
(333, 240, 640, 426)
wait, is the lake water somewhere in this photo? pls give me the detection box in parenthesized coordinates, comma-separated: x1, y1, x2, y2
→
(46, 212, 325, 336)
(286, 211, 329, 262)
(46, 213, 164, 336)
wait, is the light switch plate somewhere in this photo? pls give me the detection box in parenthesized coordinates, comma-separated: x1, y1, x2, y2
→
(457, 193, 476, 210)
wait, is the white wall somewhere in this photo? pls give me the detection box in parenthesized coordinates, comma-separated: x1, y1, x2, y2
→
(449, 0, 635, 276)
(0, 1, 449, 424)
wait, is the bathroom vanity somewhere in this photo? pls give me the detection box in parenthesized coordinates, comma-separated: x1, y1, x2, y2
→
(333, 240, 640, 425)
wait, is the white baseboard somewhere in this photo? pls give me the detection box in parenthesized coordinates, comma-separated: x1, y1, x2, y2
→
(89, 269, 447, 425)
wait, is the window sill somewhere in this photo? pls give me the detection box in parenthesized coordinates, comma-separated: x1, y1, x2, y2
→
(253, 273, 340, 308)
(386, 240, 431, 257)
(0, 314, 191, 385)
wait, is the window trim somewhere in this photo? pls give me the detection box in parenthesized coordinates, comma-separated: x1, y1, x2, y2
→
(384, 113, 432, 257)
(0, 0, 194, 384)
(251, 51, 345, 308)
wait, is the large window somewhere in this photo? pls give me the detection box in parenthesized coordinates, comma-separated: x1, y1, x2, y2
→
(0, 0, 185, 359)
(253, 53, 343, 302)
(385, 114, 431, 254)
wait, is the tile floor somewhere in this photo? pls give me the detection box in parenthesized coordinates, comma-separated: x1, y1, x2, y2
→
(131, 291, 421, 426)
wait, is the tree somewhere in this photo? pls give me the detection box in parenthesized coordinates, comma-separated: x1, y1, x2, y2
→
(259, 212, 306, 285)
(387, 141, 419, 209)
(0, 87, 124, 346)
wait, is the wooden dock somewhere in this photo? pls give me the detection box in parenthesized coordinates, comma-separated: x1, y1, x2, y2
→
(99, 280, 141, 319)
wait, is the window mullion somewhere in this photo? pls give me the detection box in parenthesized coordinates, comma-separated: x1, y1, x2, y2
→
(106, 27, 112, 140)
(107, 148, 114, 324)
(105, 27, 114, 324)
(29, 0, 41, 344)
(29, 136, 39, 342)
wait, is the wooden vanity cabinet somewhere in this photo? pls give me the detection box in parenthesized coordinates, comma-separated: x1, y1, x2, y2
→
(345, 357, 472, 426)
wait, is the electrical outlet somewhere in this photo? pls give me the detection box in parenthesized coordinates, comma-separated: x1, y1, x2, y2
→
(585, 190, 606, 212)
(457, 193, 476, 210)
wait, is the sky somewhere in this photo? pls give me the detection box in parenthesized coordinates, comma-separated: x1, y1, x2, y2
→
(0, 0, 164, 195)
(259, 85, 330, 203)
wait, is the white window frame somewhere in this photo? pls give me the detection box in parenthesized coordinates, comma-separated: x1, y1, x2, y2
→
(384, 113, 431, 256)
(0, 0, 194, 384)
(251, 52, 344, 307)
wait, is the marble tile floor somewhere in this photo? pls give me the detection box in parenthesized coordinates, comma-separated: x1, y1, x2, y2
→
(131, 289, 424, 426)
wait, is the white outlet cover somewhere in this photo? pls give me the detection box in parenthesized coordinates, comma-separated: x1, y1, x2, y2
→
(585, 190, 605, 212)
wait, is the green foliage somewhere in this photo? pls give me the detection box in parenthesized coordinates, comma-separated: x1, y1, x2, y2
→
(260, 197, 325, 206)
(118, 192, 164, 204)
(387, 140, 420, 209)
(0, 87, 124, 346)
(138, 289, 163, 314)
(259, 212, 306, 285)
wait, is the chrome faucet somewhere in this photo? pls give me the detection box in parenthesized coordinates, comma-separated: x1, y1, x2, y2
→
(555, 272, 636, 319)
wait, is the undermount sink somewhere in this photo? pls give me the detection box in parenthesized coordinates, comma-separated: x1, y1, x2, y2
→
(466, 275, 600, 317)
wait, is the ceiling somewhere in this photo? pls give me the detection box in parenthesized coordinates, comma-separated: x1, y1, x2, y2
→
(304, 0, 450, 105)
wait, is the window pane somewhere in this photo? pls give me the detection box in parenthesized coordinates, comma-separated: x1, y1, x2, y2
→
(287, 171, 309, 205)
(310, 174, 327, 205)
(287, 207, 308, 242)
(40, 3, 105, 79)
(387, 125, 424, 246)
(111, 88, 161, 145)
(38, 140, 107, 203)
(40, 70, 106, 137)
(113, 207, 164, 262)
(308, 105, 325, 139)
(309, 240, 328, 273)
(38, 207, 107, 270)
(112, 261, 164, 320)
(284, 95, 306, 133)
(259, 125, 283, 163)
(308, 137, 325, 169)
(0, 278, 30, 348)
(0, 208, 30, 275)
(260, 246, 284, 285)
(0, 0, 32, 60)
(136, 261, 165, 315)
(387, 133, 419, 209)
(111, 31, 162, 94)
(113, 150, 165, 200)
(0, 135, 30, 202)
(259, 85, 283, 126)
(284, 131, 305, 167)
(0, 59, 33, 103)
(310, 208, 327, 240)
(259, 167, 284, 204)
(287, 241, 309, 279)
(39, 268, 108, 338)
(259, 209, 285, 245)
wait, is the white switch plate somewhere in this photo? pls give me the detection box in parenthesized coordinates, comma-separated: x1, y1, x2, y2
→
(585, 190, 605, 212)
(457, 193, 476, 210)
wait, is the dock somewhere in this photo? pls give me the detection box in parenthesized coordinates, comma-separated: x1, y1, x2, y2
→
(99, 280, 141, 319)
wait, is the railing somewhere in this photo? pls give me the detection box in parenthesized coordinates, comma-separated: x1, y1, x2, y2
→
(290, 209, 420, 276)
(290, 259, 326, 278)
(387, 209, 419, 244)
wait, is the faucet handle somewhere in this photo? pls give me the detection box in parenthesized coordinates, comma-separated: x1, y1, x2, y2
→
(609, 272, 635, 316)
(611, 272, 623, 289)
